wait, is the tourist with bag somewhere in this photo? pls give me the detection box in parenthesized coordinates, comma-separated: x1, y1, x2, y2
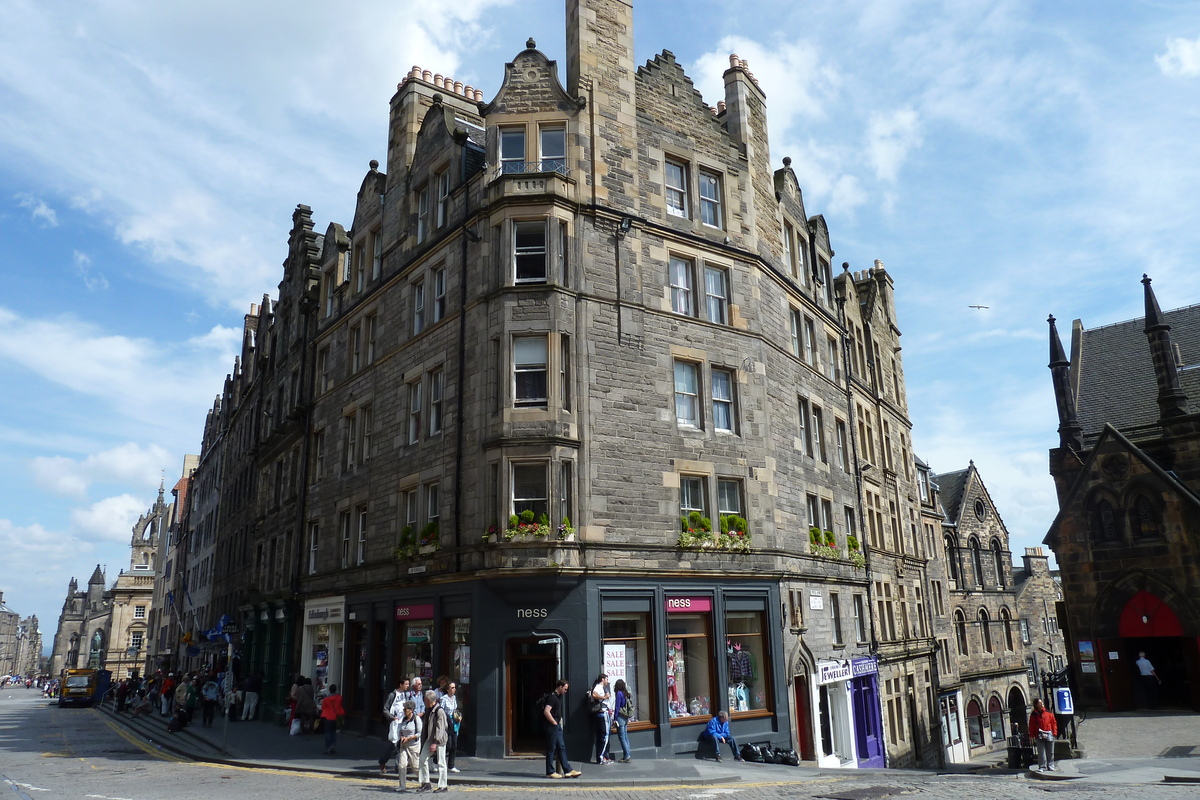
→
(319, 684, 346, 754)
(417, 690, 450, 793)
(1029, 698, 1058, 772)
(389, 700, 422, 791)
(590, 673, 613, 764)
(612, 678, 633, 762)
(438, 680, 462, 773)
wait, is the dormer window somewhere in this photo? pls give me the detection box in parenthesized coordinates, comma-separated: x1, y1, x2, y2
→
(539, 125, 566, 174)
(501, 128, 526, 174)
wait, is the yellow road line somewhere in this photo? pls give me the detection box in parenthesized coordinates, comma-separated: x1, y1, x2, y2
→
(94, 712, 189, 764)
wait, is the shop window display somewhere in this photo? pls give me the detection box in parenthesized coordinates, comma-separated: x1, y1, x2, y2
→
(403, 622, 434, 684)
(602, 613, 651, 725)
(966, 697, 986, 746)
(666, 612, 712, 720)
(725, 611, 770, 713)
(445, 617, 471, 713)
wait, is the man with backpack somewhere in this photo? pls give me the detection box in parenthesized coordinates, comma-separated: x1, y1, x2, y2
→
(542, 680, 581, 779)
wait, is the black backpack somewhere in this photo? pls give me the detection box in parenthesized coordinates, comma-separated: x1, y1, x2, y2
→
(535, 692, 552, 721)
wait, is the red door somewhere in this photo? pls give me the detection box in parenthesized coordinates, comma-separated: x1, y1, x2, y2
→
(793, 676, 815, 761)
(1098, 638, 1133, 711)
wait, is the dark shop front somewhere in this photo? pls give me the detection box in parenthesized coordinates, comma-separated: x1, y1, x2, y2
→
(342, 575, 788, 761)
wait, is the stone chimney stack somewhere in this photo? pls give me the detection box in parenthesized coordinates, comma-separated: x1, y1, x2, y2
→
(723, 54, 774, 258)
(1022, 546, 1049, 575)
(566, 0, 638, 210)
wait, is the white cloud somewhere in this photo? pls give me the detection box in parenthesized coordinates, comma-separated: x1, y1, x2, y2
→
(866, 108, 922, 183)
(1156, 36, 1200, 77)
(72, 251, 108, 291)
(31, 443, 173, 499)
(0, 308, 239, 438)
(0, 0, 512, 311)
(14, 192, 58, 227)
(70, 494, 148, 543)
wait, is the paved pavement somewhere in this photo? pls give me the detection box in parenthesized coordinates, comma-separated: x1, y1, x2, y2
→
(94, 699, 1200, 789)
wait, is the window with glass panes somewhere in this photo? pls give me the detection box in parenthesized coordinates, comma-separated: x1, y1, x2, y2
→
(513, 336, 548, 407)
(666, 605, 712, 719)
(680, 475, 706, 520)
(699, 170, 722, 227)
(514, 221, 547, 283)
(512, 463, 547, 519)
(711, 369, 734, 432)
(500, 128, 525, 173)
(539, 125, 566, 173)
(669, 256, 694, 316)
(717, 478, 741, 519)
(665, 159, 688, 217)
(726, 610, 770, 714)
(603, 612, 652, 726)
(674, 361, 700, 426)
(704, 266, 728, 324)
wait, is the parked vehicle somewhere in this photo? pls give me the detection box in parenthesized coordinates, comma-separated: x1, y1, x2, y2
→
(58, 669, 98, 707)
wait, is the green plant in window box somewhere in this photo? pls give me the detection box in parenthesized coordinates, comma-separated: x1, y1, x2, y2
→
(847, 535, 861, 553)
(848, 550, 866, 569)
(393, 525, 418, 559)
(809, 526, 822, 548)
(419, 521, 440, 551)
(824, 530, 836, 546)
(557, 516, 575, 540)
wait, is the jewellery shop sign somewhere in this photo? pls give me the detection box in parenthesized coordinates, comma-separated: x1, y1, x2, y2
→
(817, 660, 853, 685)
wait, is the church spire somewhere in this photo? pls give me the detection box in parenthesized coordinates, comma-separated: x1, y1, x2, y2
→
(1142, 274, 1189, 419)
(1048, 314, 1082, 451)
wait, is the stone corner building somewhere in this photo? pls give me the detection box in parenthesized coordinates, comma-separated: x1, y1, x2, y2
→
(168, 0, 1053, 768)
(1045, 276, 1200, 712)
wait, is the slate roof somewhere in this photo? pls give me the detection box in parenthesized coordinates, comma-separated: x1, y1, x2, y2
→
(932, 468, 969, 524)
(1075, 303, 1200, 440)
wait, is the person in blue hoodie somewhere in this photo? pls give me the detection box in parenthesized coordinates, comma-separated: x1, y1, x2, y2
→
(701, 710, 744, 762)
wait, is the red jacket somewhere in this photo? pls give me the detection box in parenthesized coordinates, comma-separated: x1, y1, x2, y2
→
(320, 693, 345, 720)
(1029, 707, 1058, 738)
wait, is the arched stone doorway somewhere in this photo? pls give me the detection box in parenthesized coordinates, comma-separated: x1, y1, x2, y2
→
(1007, 685, 1027, 738)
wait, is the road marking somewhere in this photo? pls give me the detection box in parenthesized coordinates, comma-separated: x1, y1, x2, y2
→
(94, 712, 189, 764)
(11, 785, 49, 792)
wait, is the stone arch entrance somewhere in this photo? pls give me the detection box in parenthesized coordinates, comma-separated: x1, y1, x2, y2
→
(1007, 685, 1027, 737)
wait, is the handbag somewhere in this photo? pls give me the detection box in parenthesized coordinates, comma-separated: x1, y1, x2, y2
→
(289, 718, 302, 735)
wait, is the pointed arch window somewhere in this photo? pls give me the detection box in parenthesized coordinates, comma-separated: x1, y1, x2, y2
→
(1091, 498, 1119, 542)
(969, 537, 983, 587)
(954, 609, 969, 655)
(978, 608, 992, 653)
(991, 539, 1006, 587)
(1001, 608, 1015, 651)
(1133, 495, 1161, 538)
(944, 535, 959, 583)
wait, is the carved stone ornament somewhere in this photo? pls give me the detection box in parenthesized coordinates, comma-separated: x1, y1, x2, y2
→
(1100, 454, 1129, 481)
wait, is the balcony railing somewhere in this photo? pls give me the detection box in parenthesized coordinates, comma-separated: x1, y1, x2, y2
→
(494, 160, 570, 180)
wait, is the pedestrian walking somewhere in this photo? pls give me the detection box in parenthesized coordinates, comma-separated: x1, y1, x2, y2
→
(438, 680, 462, 772)
(200, 675, 220, 727)
(543, 679, 581, 779)
(241, 671, 262, 720)
(417, 690, 450, 793)
(612, 678, 632, 762)
(379, 676, 411, 774)
(319, 684, 346, 754)
(292, 676, 317, 733)
(390, 700, 422, 791)
(590, 672, 613, 764)
(1029, 698, 1058, 772)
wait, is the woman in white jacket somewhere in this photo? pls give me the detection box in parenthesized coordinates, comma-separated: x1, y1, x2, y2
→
(389, 700, 423, 791)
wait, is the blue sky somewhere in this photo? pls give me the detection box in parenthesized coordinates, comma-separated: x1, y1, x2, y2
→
(3, 0, 1200, 650)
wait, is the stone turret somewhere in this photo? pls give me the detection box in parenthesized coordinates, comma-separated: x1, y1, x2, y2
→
(1048, 314, 1082, 451)
(1142, 274, 1189, 420)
